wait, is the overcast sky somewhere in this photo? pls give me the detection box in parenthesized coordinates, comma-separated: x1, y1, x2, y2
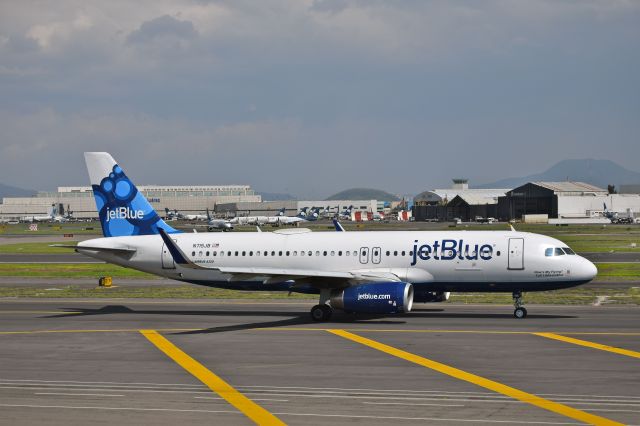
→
(1, 0, 638, 198)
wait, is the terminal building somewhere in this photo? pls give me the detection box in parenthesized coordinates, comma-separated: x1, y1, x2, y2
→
(0, 185, 261, 220)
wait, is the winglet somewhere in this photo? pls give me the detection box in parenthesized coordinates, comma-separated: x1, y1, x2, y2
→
(332, 219, 345, 232)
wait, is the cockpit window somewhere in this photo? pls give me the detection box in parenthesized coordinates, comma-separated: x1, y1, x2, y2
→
(562, 247, 576, 255)
(545, 247, 567, 256)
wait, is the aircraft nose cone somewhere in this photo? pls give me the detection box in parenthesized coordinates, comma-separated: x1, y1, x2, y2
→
(579, 257, 598, 281)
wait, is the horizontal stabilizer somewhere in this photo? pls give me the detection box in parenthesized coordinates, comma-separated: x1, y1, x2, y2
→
(50, 244, 137, 254)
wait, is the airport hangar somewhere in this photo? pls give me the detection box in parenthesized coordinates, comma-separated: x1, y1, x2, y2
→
(413, 180, 640, 222)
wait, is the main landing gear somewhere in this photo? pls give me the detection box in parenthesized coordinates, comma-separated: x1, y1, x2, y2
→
(512, 291, 527, 319)
(310, 289, 333, 322)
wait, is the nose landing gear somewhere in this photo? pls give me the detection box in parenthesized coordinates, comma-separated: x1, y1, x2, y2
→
(513, 291, 527, 318)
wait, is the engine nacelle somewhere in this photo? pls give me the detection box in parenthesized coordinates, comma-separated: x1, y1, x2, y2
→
(413, 289, 450, 303)
(330, 282, 413, 314)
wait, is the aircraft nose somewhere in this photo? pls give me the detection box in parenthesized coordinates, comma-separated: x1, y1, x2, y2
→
(577, 257, 598, 281)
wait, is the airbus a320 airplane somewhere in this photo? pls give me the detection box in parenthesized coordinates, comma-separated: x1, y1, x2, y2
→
(72, 152, 597, 321)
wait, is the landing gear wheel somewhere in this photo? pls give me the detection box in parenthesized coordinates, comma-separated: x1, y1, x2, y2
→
(310, 304, 332, 322)
(514, 307, 527, 319)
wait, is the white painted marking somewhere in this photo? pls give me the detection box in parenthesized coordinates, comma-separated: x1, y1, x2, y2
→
(363, 401, 465, 407)
(194, 396, 289, 402)
(35, 392, 124, 397)
(0, 404, 579, 424)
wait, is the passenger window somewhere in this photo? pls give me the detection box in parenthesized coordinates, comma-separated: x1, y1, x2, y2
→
(401, 251, 406, 256)
(316, 251, 320, 256)
(271, 251, 275, 256)
(256, 251, 260, 256)
(199, 251, 203, 256)
(338, 251, 342, 256)
(496, 251, 500, 256)
(409, 251, 413, 256)
(205, 251, 209, 256)
(286, 251, 290, 256)
(235, 251, 239, 256)
(301, 251, 305, 256)
(308, 251, 312, 256)
(346, 251, 350, 256)
(554, 248, 565, 256)
(264, 251, 268, 256)
(331, 251, 335, 256)
(386, 251, 390, 256)
(394, 251, 398, 256)
(279, 251, 283, 256)
(220, 251, 224, 257)
(323, 251, 327, 256)
(191, 251, 195, 256)
(227, 251, 231, 256)
(249, 251, 253, 256)
(353, 251, 357, 256)
(293, 251, 297, 256)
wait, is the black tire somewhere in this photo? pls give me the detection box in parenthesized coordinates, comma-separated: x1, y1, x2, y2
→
(311, 305, 327, 322)
(514, 307, 527, 319)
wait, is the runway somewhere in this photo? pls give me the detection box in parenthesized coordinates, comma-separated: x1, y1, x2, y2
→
(0, 299, 638, 425)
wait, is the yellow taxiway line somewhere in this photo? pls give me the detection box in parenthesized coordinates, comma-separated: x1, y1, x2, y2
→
(140, 330, 285, 426)
(328, 329, 622, 426)
(534, 332, 640, 359)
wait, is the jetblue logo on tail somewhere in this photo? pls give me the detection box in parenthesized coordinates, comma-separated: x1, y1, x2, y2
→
(106, 207, 145, 222)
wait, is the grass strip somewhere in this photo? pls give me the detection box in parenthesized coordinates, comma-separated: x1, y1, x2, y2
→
(0, 263, 153, 278)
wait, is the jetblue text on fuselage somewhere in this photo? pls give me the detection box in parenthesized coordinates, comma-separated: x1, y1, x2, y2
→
(105, 207, 144, 222)
(411, 239, 493, 266)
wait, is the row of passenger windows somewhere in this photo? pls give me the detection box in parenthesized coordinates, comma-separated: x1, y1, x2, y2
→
(190, 249, 500, 258)
(545, 247, 576, 256)
(192, 250, 412, 257)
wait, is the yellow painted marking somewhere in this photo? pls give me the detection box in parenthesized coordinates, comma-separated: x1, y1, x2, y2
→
(140, 330, 285, 426)
(534, 333, 640, 359)
(328, 329, 622, 426)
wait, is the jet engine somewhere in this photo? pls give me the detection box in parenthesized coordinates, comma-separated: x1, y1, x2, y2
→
(330, 282, 413, 314)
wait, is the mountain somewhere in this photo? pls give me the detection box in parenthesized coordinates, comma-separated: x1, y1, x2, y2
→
(478, 159, 640, 190)
(326, 188, 400, 201)
(257, 191, 297, 201)
(0, 182, 36, 200)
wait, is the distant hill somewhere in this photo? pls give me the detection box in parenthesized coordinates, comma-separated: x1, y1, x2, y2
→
(326, 188, 400, 201)
(478, 159, 640, 190)
(0, 182, 36, 200)
(257, 191, 296, 201)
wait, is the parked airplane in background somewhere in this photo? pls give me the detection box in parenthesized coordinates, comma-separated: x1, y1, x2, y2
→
(69, 152, 598, 322)
(206, 209, 233, 232)
(164, 208, 208, 221)
(22, 205, 57, 223)
(339, 205, 353, 220)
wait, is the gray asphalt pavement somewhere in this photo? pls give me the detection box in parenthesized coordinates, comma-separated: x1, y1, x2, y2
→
(0, 299, 638, 425)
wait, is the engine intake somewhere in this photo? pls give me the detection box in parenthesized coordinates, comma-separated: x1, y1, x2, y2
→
(331, 282, 413, 314)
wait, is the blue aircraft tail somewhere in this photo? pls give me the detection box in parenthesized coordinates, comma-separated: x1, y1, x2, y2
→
(84, 152, 180, 237)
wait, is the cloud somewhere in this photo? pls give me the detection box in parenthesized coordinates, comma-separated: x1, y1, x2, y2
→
(126, 15, 198, 45)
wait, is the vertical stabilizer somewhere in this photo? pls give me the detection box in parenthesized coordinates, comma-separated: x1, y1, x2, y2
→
(84, 152, 180, 237)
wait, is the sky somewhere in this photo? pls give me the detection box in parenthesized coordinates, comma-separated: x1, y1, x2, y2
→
(0, 0, 639, 199)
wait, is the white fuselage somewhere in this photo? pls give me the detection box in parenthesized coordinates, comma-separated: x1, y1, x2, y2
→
(78, 230, 597, 293)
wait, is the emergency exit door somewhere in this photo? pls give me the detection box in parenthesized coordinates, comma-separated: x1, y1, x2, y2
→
(508, 238, 524, 270)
